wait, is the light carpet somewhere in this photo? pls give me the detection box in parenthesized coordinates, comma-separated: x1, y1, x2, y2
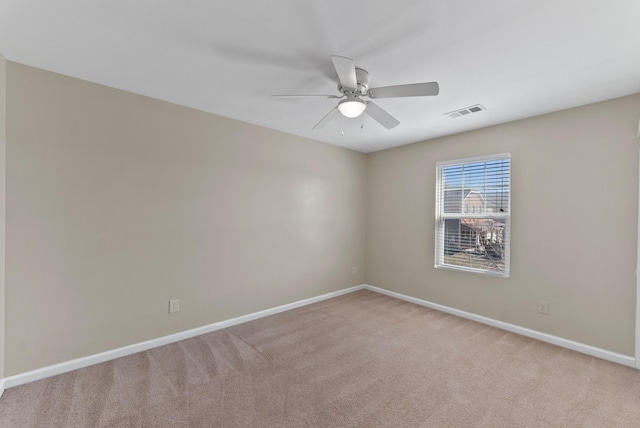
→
(0, 289, 639, 427)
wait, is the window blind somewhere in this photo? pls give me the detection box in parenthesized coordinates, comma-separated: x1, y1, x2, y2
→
(435, 153, 511, 277)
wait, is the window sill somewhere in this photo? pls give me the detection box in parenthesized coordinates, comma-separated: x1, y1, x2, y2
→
(435, 263, 510, 278)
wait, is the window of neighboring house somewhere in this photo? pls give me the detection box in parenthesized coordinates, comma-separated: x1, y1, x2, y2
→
(435, 153, 511, 277)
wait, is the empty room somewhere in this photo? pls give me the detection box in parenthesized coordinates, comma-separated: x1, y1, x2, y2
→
(0, 1, 640, 427)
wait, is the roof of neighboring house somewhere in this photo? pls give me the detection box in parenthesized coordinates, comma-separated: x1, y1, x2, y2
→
(443, 188, 509, 214)
(461, 218, 505, 232)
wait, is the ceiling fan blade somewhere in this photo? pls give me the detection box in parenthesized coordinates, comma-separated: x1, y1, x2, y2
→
(364, 102, 400, 129)
(367, 82, 439, 98)
(271, 94, 342, 98)
(331, 55, 357, 90)
(312, 107, 340, 129)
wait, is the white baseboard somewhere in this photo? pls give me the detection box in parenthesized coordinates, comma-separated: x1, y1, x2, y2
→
(2, 282, 635, 391)
(363, 284, 636, 368)
(2, 285, 366, 389)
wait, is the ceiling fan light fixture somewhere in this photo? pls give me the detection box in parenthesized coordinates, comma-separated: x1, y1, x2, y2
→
(337, 98, 366, 118)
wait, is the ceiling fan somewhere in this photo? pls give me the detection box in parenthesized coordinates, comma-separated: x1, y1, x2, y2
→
(272, 55, 439, 130)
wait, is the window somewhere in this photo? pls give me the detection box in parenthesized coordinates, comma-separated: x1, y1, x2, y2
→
(435, 153, 511, 277)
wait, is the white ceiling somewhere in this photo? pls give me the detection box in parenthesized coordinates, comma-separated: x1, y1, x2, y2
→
(1, 1, 639, 153)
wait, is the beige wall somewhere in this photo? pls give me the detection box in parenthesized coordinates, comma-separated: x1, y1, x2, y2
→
(0, 54, 6, 381)
(366, 94, 640, 356)
(3, 59, 639, 377)
(5, 62, 367, 375)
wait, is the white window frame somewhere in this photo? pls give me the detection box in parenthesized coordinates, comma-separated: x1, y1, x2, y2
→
(435, 153, 511, 277)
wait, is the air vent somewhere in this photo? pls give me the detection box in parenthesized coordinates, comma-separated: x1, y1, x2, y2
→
(445, 104, 486, 118)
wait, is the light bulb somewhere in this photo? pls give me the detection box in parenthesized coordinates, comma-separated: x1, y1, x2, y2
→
(337, 98, 366, 118)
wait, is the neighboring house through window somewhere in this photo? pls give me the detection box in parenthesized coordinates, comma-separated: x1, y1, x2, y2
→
(435, 153, 511, 277)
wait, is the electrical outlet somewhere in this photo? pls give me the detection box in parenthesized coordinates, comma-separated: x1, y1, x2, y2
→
(537, 300, 549, 315)
(169, 299, 180, 314)
(352, 266, 357, 274)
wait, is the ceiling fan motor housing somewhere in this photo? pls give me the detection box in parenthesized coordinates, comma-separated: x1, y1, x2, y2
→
(338, 68, 370, 96)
